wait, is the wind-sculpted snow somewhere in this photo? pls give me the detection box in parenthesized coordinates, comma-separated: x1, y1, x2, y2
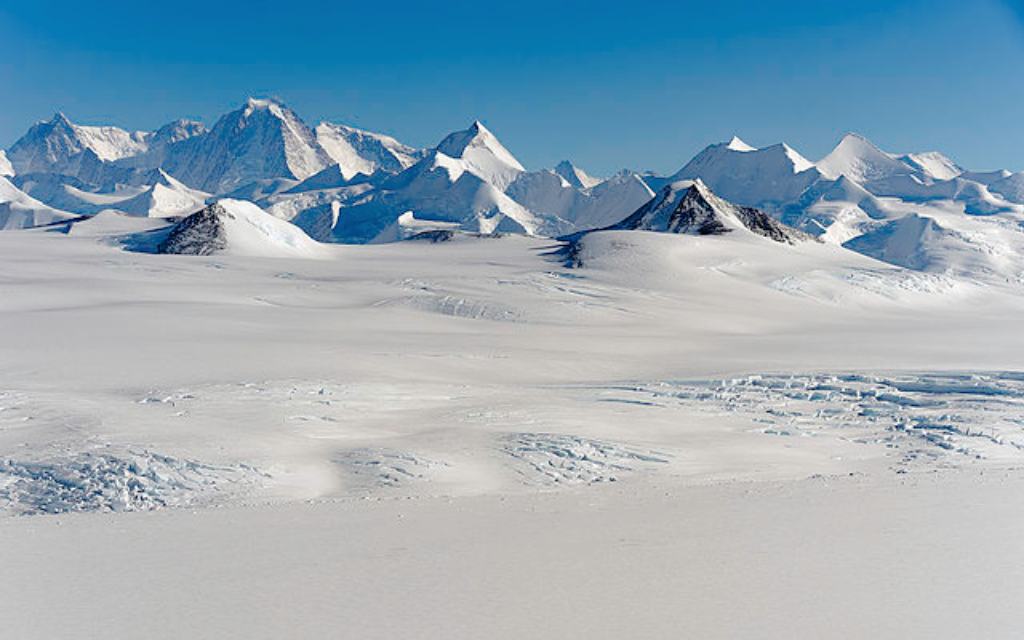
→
(336, 448, 451, 489)
(607, 372, 1024, 472)
(0, 449, 266, 516)
(380, 277, 526, 322)
(502, 433, 671, 485)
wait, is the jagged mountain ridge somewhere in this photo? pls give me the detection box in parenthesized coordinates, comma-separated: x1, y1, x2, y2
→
(4, 100, 1024, 285)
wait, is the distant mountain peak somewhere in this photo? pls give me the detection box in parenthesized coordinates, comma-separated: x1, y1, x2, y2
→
(160, 98, 331, 193)
(315, 121, 423, 180)
(611, 178, 811, 244)
(434, 121, 525, 189)
(244, 96, 282, 110)
(554, 160, 602, 189)
(816, 132, 911, 183)
(667, 137, 822, 208)
(727, 136, 757, 152)
(816, 132, 961, 183)
(49, 111, 74, 127)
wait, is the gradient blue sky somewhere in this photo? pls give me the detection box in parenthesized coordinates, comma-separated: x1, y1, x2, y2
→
(1, 0, 1022, 174)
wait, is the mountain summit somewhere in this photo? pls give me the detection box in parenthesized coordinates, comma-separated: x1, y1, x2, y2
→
(161, 98, 332, 194)
(667, 138, 822, 208)
(435, 121, 525, 190)
(7, 112, 149, 175)
(611, 179, 810, 244)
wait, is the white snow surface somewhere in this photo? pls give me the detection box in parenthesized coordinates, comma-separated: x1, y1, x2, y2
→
(310, 149, 544, 243)
(0, 176, 77, 230)
(6, 113, 149, 175)
(111, 169, 209, 218)
(818, 133, 965, 184)
(435, 121, 525, 190)
(6, 104, 1024, 637)
(667, 139, 822, 208)
(0, 150, 13, 177)
(315, 122, 424, 180)
(2, 208, 1024, 636)
(160, 98, 333, 194)
(817, 133, 923, 183)
(506, 168, 654, 232)
(554, 160, 603, 189)
(154, 198, 329, 258)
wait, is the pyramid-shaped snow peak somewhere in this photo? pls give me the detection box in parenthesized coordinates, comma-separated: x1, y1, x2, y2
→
(434, 121, 525, 190)
(726, 136, 757, 152)
(611, 179, 811, 244)
(114, 169, 209, 218)
(816, 133, 917, 183)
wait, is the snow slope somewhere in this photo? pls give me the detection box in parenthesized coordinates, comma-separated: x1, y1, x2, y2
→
(554, 160, 603, 189)
(336, 150, 541, 242)
(112, 169, 210, 217)
(152, 199, 327, 258)
(11, 168, 207, 218)
(505, 168, 654, 233)
(989, 171, 1024, 204)
(2, 201, 1024, 637)
(899, 150, 962, 180)
(0, 176, 77, 230)
(296, 121, 546, 244)
(315, 122, 423, 180)
(435, 121, 525, 190)
(818, 133, 923, 183)
(842, 209, 1024, 281)
(780, 175, 891, 243)
(0, 150, 13, 177)
(666, 138, 823, 209)
(817, 133, 969, 186)
(117, 119, 208, 169)
(603, 178, 810, 244)
(7, 112, 150, 176)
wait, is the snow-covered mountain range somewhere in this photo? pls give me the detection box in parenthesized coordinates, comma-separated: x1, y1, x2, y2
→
(3, 97, 1024, 284)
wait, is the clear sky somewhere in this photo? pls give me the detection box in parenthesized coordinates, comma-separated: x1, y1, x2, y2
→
(1, 0, 1022, 175)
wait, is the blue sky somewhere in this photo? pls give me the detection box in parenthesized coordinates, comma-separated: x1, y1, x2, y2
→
(1, 0, 1022, 174)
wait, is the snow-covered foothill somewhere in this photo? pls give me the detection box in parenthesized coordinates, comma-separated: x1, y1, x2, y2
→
(154, 199, 328, 258)
(0, 176, 77, 230)
(605, 178, 811, 244)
